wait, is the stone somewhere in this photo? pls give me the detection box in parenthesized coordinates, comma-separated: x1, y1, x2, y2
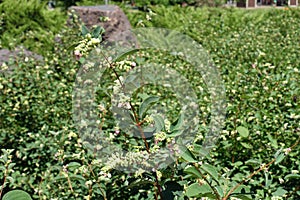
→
(0, 47, 43, 66)
(69, 5, 135, 46)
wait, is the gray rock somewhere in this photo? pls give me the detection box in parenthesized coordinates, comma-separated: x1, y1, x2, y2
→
(0, 47, 43, 67)
(69, 5, 136, 46)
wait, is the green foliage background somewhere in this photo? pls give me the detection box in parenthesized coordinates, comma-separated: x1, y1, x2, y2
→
(0, 0, 66, 55)
(0, 2, 299, 199)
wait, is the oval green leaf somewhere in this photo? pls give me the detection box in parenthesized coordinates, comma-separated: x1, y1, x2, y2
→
(237, 126, 249, 138)
(2, 190, 32, 200)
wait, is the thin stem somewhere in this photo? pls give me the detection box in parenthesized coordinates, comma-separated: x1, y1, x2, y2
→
(223, 134, 300, 200)
(154, 172, 163, 200)
(67, 175, 74, 193)
(100, 51, 124, 89)
(100, 51, 163, 199)
(193, 163, 221, 200)
(88, 163, 107, 200)
(0, 167, 7, 198)
(101, 51, 150, 150)
(223, 159, 275, 200)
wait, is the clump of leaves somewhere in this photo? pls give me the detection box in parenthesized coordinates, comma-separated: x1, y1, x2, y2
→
(0, 0, 66, 55)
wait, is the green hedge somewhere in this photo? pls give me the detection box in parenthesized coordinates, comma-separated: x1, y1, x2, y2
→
(0, 0, 66, 55)
(0, 4, 299, 200)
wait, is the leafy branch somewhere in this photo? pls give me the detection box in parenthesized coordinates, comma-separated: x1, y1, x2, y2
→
(223, 134, 300, 200)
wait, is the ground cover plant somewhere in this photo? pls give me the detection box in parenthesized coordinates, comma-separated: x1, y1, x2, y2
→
(0, 2, 299, 200)
(0, 0, 66, 55)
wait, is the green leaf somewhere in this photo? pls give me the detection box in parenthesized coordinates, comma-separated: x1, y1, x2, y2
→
(6, 176, 14, 184)
(275, 153, 285, 165)
(7, 163, 16, 170)
(245, 159, 261, 165)
(79, 57, 86, 64)
(233, 161, 243, 167)
(272, 187, 287, 196)
(170, 113, 184, 132)
(193, 144, 210, 157)
(69, 175, 85, 181)
(139, 96, 160, 118)
(267, 134, 278, 148)
(137, 93, 150, 100)
(2, 190, 32, 200)
(92, 26, 104, 38)
(167, 129, 183, 138)
(54, 175, 66, 181)
(81, 25, 89, 36)
(274, 148, 283, 158)
(284, 174, 300, 180)
(186, 183, 212, 197)
(67, 162, 81, 170)
(152, 114, 165, 132)
(237, 126, 249, 138)
(264, 171, 271, 188)
(113, 49, 140, 62)
(179, 145, 197, 163)
(201, 164, 219, 183)
(215, 186, 224, 197)
(230, 194, 252, 200)
(184, 166, 202, 179)
(241, 142, 252, 149)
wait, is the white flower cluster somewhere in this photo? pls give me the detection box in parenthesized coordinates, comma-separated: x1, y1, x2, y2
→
(105, 151, 151, 171)
(112, 77, 131, 110)
(74, 33, 101, 59)
(115, 60, 136, 72)
(154, 131, 167, 142)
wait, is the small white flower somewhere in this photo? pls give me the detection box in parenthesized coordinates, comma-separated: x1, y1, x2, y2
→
(156, 170, 162, 180)
(279, 178, 284, 184)
(91, 38, 100, 45)
(85, 33, 92, 39)
(146, 14, 151, 21)
(269, 65, 276, 69)
(284, 147, 291, 155)
(85, 180, 93, 187)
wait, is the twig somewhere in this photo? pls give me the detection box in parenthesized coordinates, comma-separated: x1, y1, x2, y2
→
(100, 49, 163, 199)
(223, 134, 300, 200)
(67, 175, 74, 193)
(223, 159, 275, 200)
(0, 167, 7, 198)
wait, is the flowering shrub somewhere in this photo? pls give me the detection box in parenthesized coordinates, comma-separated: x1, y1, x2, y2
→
(0, 0, 66, 55)
(0, 4, 299, 200)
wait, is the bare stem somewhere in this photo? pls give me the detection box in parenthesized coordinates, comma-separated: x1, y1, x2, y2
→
(223, 134, 300, 200)
(100, 50, 163, 199)
(67, 175, 74, 193)
(154, 172, 163, 200)
(0, 167, 7, 198)
(223, 159, 275, 200)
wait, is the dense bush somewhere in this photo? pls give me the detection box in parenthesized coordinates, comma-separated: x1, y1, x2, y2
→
(0, 0, 66, 55)
(0, 4, 299, 200)
(117, 0, 226, 7)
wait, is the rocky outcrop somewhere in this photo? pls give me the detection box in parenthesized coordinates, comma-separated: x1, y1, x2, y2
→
(0, 48, 43, 66)
(69, 5, 135, 46)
